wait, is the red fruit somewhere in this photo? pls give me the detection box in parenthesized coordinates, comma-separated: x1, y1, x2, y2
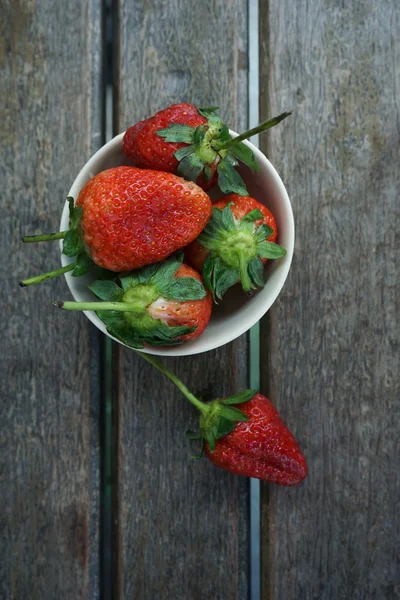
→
(123, 104, 292, 195)
(123, 103, 210, 174)
(204, 393, 307, 486)
(147, 263, 212, 342)
(60, 254, 212, 347)
(185, 194, 286, 300)
(76, 166, 212, 272)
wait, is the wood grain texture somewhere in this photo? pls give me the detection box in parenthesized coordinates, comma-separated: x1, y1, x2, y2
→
(259, 1, 400, 599)
(0, 1, 103, 598)
(114, 1, 249, 598)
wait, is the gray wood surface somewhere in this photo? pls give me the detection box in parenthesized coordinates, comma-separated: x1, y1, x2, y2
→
(259, 1, 400, 599)
(0, 2, 103, 598)
(113, 1, 250, 598)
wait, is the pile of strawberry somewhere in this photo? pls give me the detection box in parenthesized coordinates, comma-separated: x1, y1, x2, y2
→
(21, 104, 307, 486)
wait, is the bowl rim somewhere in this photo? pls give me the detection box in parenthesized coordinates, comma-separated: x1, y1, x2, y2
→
(60, 131, 294, 356)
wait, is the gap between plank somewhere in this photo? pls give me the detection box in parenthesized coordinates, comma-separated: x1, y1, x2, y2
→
(248, 1, 261, 600)
(101, 0, 114, 598)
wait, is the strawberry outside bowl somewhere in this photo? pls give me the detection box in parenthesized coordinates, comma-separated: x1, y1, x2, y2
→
(59, 131, 294, 356)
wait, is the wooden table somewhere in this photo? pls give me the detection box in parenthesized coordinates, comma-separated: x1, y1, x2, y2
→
(2, 1, 399, 598)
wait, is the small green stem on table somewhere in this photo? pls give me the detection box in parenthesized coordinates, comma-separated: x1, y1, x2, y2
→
(218, 111, 292, 150)
(20, 262, 75, 287)
(134, 351, 209, 415)
(22, 231, 67, 243)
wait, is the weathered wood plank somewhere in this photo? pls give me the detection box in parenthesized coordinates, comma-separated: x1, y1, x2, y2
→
(259, 1, 400, 599)
(0, 1, 103, 598)
(114, 1, 249, 598)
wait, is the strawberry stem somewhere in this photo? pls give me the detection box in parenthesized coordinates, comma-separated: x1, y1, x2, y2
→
(22, 231, 67, 243)
(134, 351, 209, 415)
(19, 263, 76, 287)
(218, 111, 292, 150)
(238, 252, 252, 292)
(58, 301, 153, 312)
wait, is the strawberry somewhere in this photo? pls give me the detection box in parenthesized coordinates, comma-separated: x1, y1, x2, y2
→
(203, 393, 308, 485)
(123, 104, 291, 195)
(130, 353, 308, 486)
(20, 166, 212, 286)
(56, 253, 212, 347)
(185, 194, 286, 300)
(76, 166, 212, 272)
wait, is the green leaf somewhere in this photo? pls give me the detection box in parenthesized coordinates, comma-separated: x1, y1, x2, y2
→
(218, 405, 249, 422)
(146, 323, 196, 346)
(224, 153, 239, 167)
(203, 165, 213, 184)
(198, 106, 219, 115)
(97, 310, 125, 332)
(106, 323, 144, 349)
(214, 265, 239, 300)
(194, 125, 206, 144)
(211, 206, 223, 228)
(220, 389, 256, 405)
(89, 279, 123, 301)
(257, 241, 287, 259)
(215, 417, 235, 439)
(62, 229, 83, 257)
(120, 263, 160, 290)
(255, 223, 274, 240)
(202, 252, 214, 296)
(206, 433, 216, 452)
(151, 254, 182, 286)
(228, 142, 260, 173)
(70, 206, 83, 229)
(71, 251, 91, 277)
(248, 257, 265, 288)
(160, 277, 206, 301)
(67, 197, 83, 228)
(178, 153, 206, 182)
(68, 196, 74, 216)
(156, 123, 196, 143)
(174, 144, 197, 161)
(92, 264, 116, 280)
(217, 158, 248, 196)
(242, 208, 264, 223)
(221, 203, 236, 232)
(218, 124, 231, 144)
(197, 107, 223, 128)
(201, 252, 239, 301)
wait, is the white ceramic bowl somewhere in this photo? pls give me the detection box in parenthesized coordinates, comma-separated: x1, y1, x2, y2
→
(60, 132, 294, 356)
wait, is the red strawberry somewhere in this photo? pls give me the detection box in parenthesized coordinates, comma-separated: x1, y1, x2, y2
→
(185, 194, 286, 300)
(123, 104, 291, 195)
(20, 166, 213, 286)
(122, 103, 216, 186)
(56, 253, 212, 347)
(76, 166, 212, 272)
(203, 393, 307, 486)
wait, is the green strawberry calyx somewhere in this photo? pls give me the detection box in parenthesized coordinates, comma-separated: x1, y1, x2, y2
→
(55, 253, 207, 348)
(20, 197, 92, 287)
(156, 107, 292, 195)
(196, 203, 287, 301)
(188, 389, 256, 457)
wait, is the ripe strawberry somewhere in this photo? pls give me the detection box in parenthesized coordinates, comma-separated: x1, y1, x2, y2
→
(20, 166, 213, 286)
(56, 253, 212, 347)
(127, 355, 308, 486)
(185, 194, 286, 300)
(203, 393, 308, 486)
(123, 104, 291, 195)
(77, 166, 212, 272)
